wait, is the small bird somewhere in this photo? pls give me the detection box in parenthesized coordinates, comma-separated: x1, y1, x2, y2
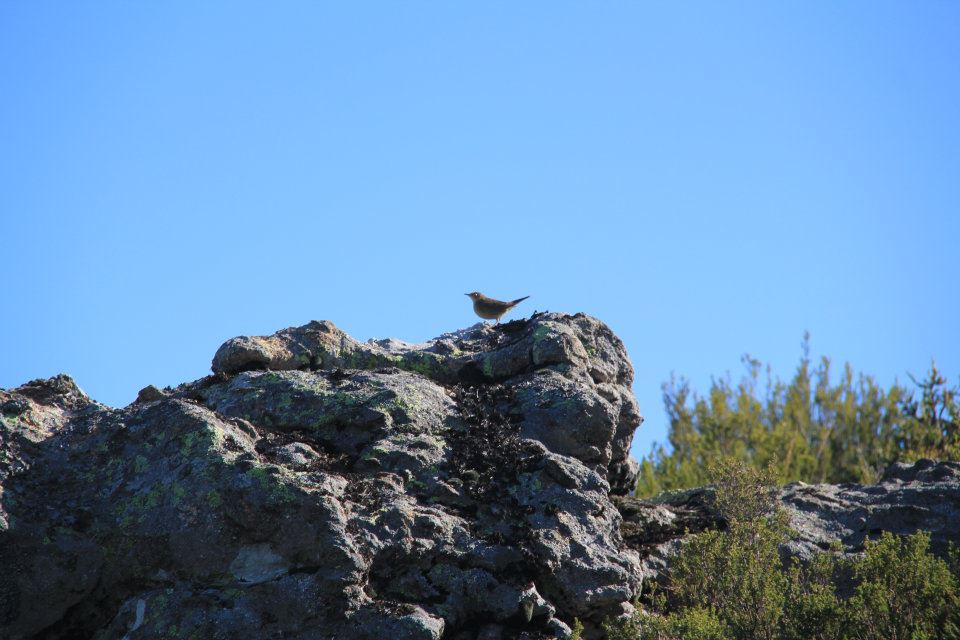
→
(465, 292, 530, 324)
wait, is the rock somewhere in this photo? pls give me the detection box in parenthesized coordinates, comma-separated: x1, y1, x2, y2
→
(6, 314, 958, 639)
(135, 385, 167, 403)
(613, 487, 720, 578)
(477, 623, 504, 640)
(230, 544, 292, 585)
(7, 374, 91, 411)
(779, 459, 960, 563)
(273, 442, 321, 469)
(0, 313, 643, 639)
(209, 313, 643, 495)
(616, 460, 960, 587)
(545, 617, 574, 638)
(0, 375, 99, 535)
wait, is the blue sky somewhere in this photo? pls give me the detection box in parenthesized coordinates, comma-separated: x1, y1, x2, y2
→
(2, 3, 958, 460)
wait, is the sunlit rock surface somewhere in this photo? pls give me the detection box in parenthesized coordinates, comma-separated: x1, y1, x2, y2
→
(616, 459, 960, 589)
(0, 313, 643, 639)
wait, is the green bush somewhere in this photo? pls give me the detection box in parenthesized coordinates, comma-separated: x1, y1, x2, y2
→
(611, 458, 960, 640)
(782, 546, 844, 640)
(846, 531, 959, 640)
(709, 457, 778, 523)
(636, 341, 958, 498)
(606, 606, 731, 640)
(669, 459, 788, 639)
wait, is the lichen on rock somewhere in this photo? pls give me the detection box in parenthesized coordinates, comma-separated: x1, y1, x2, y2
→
(0, 313, 644, 639)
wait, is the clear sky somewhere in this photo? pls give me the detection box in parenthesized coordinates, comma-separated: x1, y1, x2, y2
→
(2, 3, 958, 461)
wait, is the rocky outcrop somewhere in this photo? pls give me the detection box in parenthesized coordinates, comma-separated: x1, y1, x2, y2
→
(780, 459, 960, 562)
(613, 488, 720, 579)
(616, 459, 960, 583)
(5, 311, 957, 640)
(0, 313, 643, 640)
(209, 314, 641, 495)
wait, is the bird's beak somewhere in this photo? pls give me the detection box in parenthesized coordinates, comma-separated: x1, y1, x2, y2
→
(464, 293, 470, 296)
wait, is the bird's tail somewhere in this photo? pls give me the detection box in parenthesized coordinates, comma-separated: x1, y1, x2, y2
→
(510, 296, 530, 306)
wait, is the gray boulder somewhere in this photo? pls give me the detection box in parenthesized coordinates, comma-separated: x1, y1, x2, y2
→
(616, 459, 960, 583)
(210, 313, 642, 495)
(0, 313, 643, 639)
(780, 459, 960, 562)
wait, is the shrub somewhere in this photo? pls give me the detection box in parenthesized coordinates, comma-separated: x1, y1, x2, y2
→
(610, 457, 960, 640)
(668, 459, 787, 639)
(709, 457, 778, 523)
(845, 530, 959, 640)
(569, 617, 584, 640)
(606, 607, 732, 640)
(782, 545, 844, 640)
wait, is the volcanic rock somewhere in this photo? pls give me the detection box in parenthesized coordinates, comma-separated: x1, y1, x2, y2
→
(0, 313, 643, 640)
(616, 459, 960, 586)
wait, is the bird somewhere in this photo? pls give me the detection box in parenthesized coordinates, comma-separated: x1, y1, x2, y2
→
(465, 292, 530, 324)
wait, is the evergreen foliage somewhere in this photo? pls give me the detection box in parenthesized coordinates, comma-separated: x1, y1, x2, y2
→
(781, 544, 844, 640)
(846, 532, 959, 640)
(636, 337, 959, 497)
(569, 618, 584, 640)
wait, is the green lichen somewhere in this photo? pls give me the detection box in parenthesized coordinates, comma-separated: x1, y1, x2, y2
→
(482, 356, 495, 379)
(249, 466, 271, 483)
(106, 457, 123, 477)
(275, 393, 294, 410)
(180, 432, 200, 459)
(249, 466, 296, 504)
(360, 450, 383, 463)
(406, 478, 426, 491)
(206, 490, 223, 508)
(116, 483, 167, 527)
(306, 390, 368, 430)
(133, 455, 149, 474)
(513, 473, 543, 494)
(341, 350, 388, 370)
(400, 351, 445, 378)
(147, 486, 164, 506)
(170, 482, 186, 506)
(179, 427, 219, 461)
(532, 325, 551, 344)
